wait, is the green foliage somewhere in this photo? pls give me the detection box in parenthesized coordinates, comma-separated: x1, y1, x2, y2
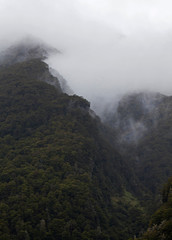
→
(135, 177, 172, 240)
(106, 92, 172, 198)
(0, 59, 147, 239)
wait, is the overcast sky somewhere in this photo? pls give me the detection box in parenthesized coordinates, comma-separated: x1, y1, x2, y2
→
(1, 0, 172, 108)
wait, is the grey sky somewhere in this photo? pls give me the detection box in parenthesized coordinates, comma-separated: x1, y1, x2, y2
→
(1, 0, 172, 105)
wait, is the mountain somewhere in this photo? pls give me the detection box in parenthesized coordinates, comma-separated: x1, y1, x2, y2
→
(0, 40, 148, 240)
(104, 92, 165, 144)
(0, 37, 59, 67)
(104, 92, 172, 196)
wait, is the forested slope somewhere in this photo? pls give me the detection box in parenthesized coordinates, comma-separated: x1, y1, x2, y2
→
(104, 92, 172, 196)
(0, 55, 147, 239)
(135, 177, 172, 240)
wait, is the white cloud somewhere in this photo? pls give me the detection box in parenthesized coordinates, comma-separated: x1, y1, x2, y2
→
(1, 0, 172, 108)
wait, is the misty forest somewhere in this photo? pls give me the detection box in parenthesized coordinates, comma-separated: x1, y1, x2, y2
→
(1, 1, 172, 240)
(0, 38, 171, 240)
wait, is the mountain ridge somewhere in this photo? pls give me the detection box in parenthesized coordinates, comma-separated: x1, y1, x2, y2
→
(0, 40, 149, 239)
(0, 37, 59, 67)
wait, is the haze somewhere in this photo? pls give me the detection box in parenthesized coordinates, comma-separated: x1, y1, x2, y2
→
(1, 0, 172, 110)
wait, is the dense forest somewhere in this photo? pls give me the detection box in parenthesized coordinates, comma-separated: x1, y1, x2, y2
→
(0, 41, 172, 240)
(105, 92, 172, 195)
(0, 42, 149, 240)
(104, 92, 172, 239)
(134, 177, 172, 240)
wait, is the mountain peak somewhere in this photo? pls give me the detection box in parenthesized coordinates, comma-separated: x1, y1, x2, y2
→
(0, 37, 60, 66)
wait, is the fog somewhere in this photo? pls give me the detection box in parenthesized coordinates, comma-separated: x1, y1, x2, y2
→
(1, 0, 172, 111)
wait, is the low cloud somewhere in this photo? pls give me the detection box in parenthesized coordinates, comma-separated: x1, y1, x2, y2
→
(1, 0, 172, 110)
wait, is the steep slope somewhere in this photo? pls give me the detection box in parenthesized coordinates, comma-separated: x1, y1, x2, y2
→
(135, 177, 172, 240)
(0, 44, 148, 239)
(105, 92, 165, 144)
(135, 96, 172, 194)
(0, 37, 58, 67)
(104, 92, 172, 196)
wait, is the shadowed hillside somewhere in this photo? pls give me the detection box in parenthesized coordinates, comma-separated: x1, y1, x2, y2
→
(0, 42, 149, 240)
(104, 92, 172, 196)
